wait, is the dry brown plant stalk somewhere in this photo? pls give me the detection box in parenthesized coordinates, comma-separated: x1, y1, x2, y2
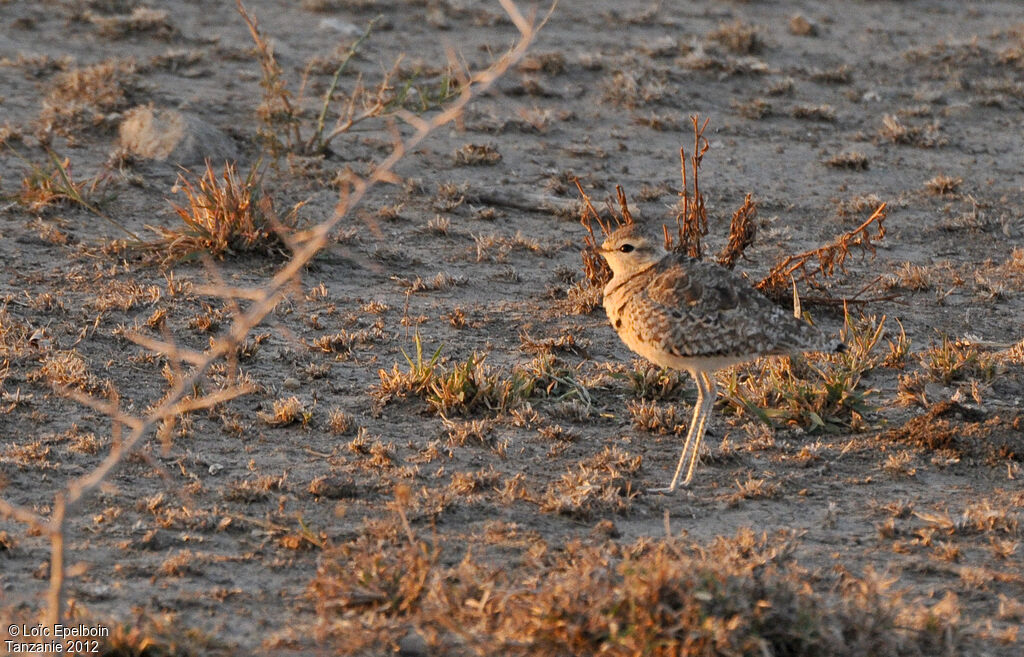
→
(237, 1, 459, 157)
(236, 0, 301, 155)
(664, 114, 710, 257)
(756, 202, 888, 301)
(0, 0, 554, 629)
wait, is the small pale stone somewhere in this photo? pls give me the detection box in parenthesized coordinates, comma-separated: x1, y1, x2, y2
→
(118, 106, 237, 166)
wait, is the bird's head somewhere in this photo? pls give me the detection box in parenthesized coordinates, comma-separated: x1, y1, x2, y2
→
(598, 224, 663, 278)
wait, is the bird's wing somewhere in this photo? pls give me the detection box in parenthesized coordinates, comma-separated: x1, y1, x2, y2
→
(636, 256, 821, 357)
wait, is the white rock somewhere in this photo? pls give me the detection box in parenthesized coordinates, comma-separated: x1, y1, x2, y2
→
(318, 18, 361, 36)
(118, 106, 238, 166)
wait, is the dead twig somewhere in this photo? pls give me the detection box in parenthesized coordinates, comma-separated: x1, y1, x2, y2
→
(757, 202, 888, 300)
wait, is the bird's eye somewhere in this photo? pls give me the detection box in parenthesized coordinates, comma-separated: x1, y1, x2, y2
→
(619, 244, 635, 253)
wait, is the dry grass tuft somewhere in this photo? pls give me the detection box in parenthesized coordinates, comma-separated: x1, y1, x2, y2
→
(327, 408, 355, 435)
(882, 451, 918, 478)
(258, 396, 311, 427)
(518, 51, 566, 75)
(86, 7, 175, 39)
(921, 335, 997, 385)
(732, 96, 772, 119)
(454, 143, 502, 165)
(835, 193, 884, 218)
(878, 114, 944, 147)
(727, 476, 782, 505)
(881, 400, 1023, 464)
(539, 446, 641, 518)
(37, 59, 138, 138)
(723, 310, 886, 432)
(825, 151, 870, 170)
(309, 328, 379, 358)
(924, 174, 963, 196)
(789, 14, 818, 36)
(628, 360, 689, 401)
(600, 70, 668, 109)
(28, 350, 104, 393)
(15, 151, 109, 214)
(810, 65, 851, 84)
(627, 399, 686, 434)
(717, 193, 757, 269)
(792, 104, 836, 121)
(708, 20, 762, 54)
(148, 161, 300, 263)
(312, 526, 958, 656)
(11, 148, 141, 240)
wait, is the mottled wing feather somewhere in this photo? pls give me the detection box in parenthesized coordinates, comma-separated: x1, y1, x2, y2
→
(633, 255, 827, 358)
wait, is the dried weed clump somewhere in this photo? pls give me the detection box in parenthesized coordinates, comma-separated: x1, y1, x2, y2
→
(85, 7, 175, 39)
(881, 400, 1023, 466)
(924, 174, 963, 196)
(10, 148, 140, 240)
(600, 69, 669, 109)
(628, 360, 689, 401)
(628, 399, 686, 434)
(665, 116, 711, 258)
(825, 151, 870, 170)
(878, 114, 945, 147)
(28, 350, 105, 394)
(723, 310, 887, 432)
(37, 59, 138, 138)
(540, 445, 640, 517)
(375, 337, 588, 416)
(15, 152, 108, 214)
(920, 335, 998, 385)
(708, 20, 763, 54)
(732, 96, 772, 119)
(237, 0, 459, 158)
(312, 526, 957, 656)
(454, 143, 502, 166)
(149, 161, 300, 263)
(791, 103, 836, 122)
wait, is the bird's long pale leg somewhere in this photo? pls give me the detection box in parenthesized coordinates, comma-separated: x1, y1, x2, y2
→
(682, 372, 717, 487)
(654, 370, 708, 493)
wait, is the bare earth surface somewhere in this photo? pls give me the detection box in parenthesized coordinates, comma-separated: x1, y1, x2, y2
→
(1, 1, 1023, 655)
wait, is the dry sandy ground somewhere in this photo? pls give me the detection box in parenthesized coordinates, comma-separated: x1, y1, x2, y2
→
(1, 0, 1023, 655)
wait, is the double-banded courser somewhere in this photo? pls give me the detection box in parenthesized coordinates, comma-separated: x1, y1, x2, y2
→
(598, 224, 842, 492)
